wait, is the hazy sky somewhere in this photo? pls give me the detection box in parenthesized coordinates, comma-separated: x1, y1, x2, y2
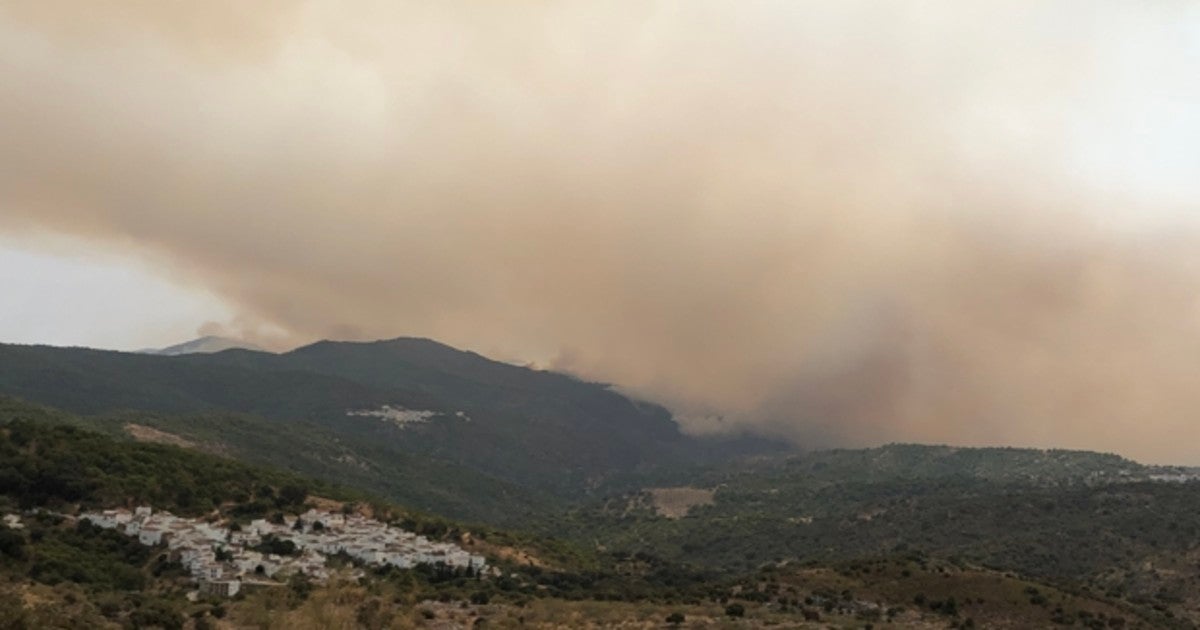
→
(0, 234, 231, 349)
(2, 2, 1200, 462)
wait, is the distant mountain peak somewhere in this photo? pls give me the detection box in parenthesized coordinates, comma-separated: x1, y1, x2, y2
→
(293, 336, 457, 351)
(142, 335, 264, 356)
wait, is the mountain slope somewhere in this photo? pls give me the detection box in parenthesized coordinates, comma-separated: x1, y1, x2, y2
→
(60, 406, 557, 526)
(562, 443, 1200, 625)
(0, 398, 605, 628)
(0, 343, 432, 418)
(0, 340, 782, 522)
(238, 338, 710, 489)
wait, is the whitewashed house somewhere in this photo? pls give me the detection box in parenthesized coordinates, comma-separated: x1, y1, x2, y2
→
(138, 527, 166, 546)
(198, 579, 240, 598)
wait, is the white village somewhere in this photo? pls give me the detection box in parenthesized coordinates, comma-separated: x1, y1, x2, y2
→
(79, 507, 488, 598)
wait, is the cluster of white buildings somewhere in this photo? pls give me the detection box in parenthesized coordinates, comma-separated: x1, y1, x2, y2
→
(81, 507, 487, 598)
(1148, 470, 1200, 483)
(347, 405, 439, 429)
(346, 405, 471, 429)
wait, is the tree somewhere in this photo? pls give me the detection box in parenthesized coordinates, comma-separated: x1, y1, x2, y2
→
(0, 528, 26, 560)
(278, 484, 308, 507)
(128, 600, 183, 630)
(287, 574, 313, 605)
(256, 535, 298, 556)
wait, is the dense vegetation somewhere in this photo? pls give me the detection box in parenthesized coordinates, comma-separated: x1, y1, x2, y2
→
(0, 404, 320, 516)
(0, 398, 585, 561)
(0, 340, 779, 525)
(0, 407, 318, 629)
(559, 446, 1200, 625)
(72, 406, 558, 527)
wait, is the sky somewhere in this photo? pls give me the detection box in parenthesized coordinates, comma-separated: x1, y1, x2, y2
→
(2, 2, 1200, 463)
(0, 234, 231, 350)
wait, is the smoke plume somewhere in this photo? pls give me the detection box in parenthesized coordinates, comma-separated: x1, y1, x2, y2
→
(2, 2, 1199, 462)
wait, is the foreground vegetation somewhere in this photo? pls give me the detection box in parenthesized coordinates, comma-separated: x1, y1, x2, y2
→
(2, 395, 1199, 626)
(560, 446, 1200, 625)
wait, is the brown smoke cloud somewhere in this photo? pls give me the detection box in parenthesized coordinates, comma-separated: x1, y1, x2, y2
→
(2, 2, 1199, 462)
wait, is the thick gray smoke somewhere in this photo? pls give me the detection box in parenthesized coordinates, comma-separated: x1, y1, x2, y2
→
(2, 2, 1199, 462)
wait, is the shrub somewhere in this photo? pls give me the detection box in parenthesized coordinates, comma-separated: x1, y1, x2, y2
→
(0, 528, 26, 559)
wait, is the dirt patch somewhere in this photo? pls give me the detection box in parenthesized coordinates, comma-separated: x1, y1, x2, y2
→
(306, 495, 348, 513)
(123, 423, 197, 449)
(459, 532, 554, 570)
(645, 487, 715, 519)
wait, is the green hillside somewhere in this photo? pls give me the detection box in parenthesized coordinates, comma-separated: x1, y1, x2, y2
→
(0, 401, 342, 628)
(561, 444, 1200, 624)
(200, 338, 783, 487)
(0, 341, 781, 525)
(0, 399, 618, 628)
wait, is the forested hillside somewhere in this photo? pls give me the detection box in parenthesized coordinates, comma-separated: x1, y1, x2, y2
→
(562, 445, 1200, 625)
(0, 340, 780, 525)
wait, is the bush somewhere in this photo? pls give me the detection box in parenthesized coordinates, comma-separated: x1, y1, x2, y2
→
(128, 600, 182, 630)
(0, 587, 29, 629)
(255, 535, 298, 556)
(278, 484, 308, 507)
(0, 528, 26, 559)
(725, 603, 745, 618)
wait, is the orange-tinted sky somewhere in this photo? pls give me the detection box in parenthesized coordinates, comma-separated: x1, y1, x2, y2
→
(2, 2, 1200, 463)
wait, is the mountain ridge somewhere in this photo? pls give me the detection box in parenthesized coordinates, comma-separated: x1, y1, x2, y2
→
(0, 338, 786, 523)
(140, 335, 264, 356)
